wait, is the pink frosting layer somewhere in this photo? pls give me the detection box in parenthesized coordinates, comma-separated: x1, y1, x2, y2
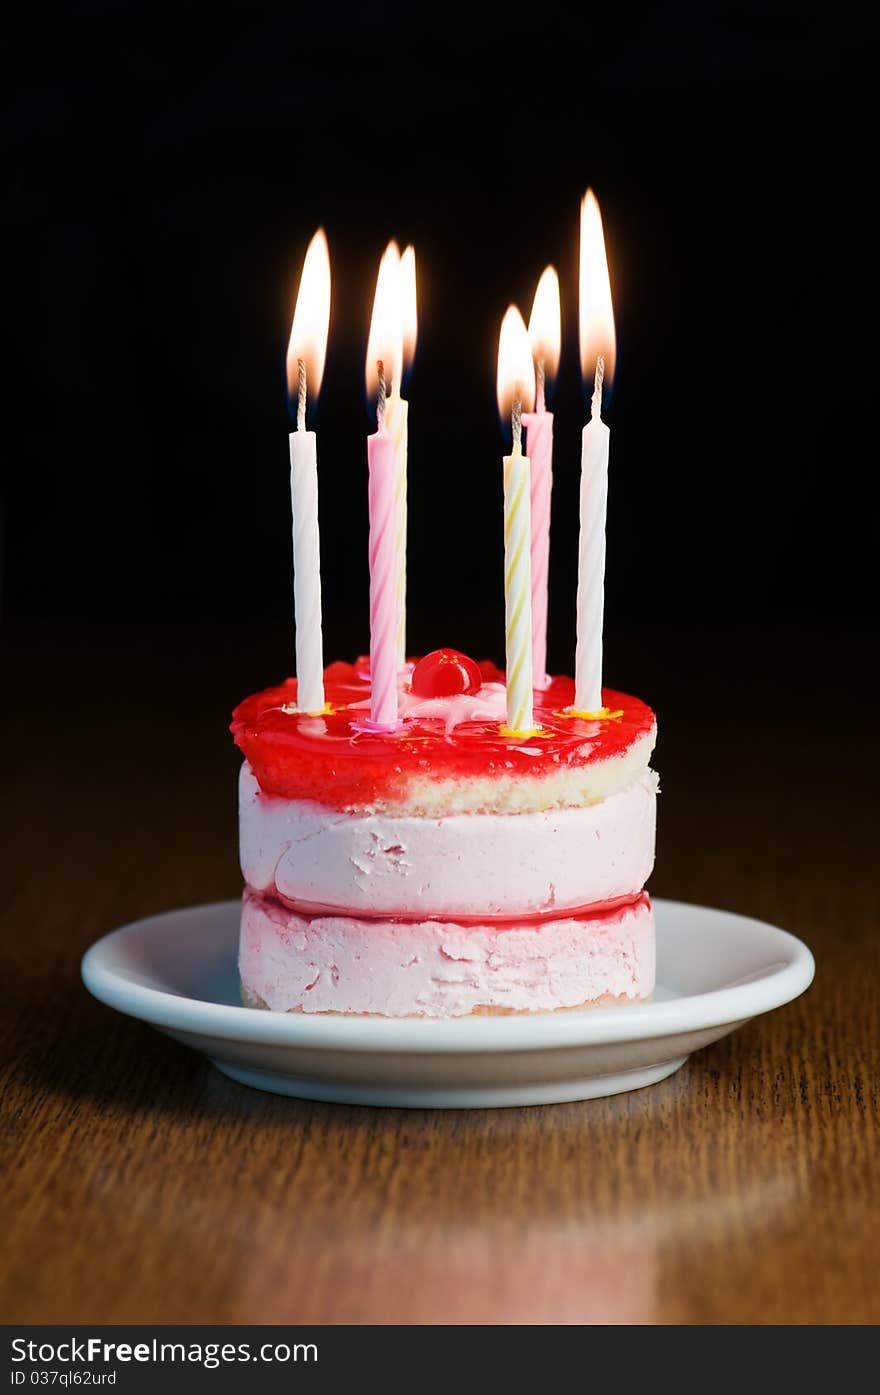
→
(239, 762, 657, 919)
(239, 890, 655, 1018)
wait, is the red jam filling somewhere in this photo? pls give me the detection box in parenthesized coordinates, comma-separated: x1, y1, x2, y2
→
(260, 887, 651, 928)
(230, 657, 656, 807)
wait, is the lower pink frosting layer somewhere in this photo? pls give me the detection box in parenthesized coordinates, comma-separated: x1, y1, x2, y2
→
(239, 890, 655, 1018)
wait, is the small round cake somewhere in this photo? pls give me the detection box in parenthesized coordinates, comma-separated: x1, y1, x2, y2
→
(231, 652, 658, 1017)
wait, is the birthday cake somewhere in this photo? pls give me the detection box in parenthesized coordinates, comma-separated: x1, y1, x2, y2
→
(231, 649, 658, 1017)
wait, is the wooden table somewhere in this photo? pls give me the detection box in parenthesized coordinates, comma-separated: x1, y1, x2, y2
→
(2, 622, 877, 1324)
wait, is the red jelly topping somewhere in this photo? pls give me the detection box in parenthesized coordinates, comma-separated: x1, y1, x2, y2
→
(268, 887, 650, 928)
(230, 658, 655, 807)
(411, 648, 483, 698)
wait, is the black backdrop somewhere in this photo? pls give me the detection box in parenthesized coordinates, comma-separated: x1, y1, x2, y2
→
(5, 2, 878, 679)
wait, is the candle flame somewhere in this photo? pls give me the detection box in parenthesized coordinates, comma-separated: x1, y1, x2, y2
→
(400, 245, 418, 376)
(579, 190, 616, 387)
(528, 266, 561, 382)
(496, 305, 536, 424)
(286, 228, 331, 401)
(366, 241, 403, 399)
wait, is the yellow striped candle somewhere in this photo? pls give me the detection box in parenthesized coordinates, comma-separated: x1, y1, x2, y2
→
(496, 305, 537, 736)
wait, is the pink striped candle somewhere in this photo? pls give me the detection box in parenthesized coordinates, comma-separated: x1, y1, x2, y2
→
(525, 267, 561, 691)
(366, 423, 399, 729)
(363, 243, 405, 731)
(522, 405, 553, 688)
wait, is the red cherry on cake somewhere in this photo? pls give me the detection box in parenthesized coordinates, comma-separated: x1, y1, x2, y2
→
(410, 649, 483, 699)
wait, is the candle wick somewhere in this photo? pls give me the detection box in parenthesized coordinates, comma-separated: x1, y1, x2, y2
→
(591, 355, 605, 420)
(377, 360, 387, 428)
(297, 357, 307, 432)
(536, 358, 546, 414)
(512, 398, 522, 453)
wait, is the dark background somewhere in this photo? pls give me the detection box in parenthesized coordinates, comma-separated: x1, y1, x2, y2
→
(4, 1, 878, 681)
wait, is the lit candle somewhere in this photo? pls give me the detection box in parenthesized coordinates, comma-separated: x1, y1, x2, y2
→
(574, 189, 617, 715)
(385, 243, 418, 668)
(522, 266, 561, 688)
(364, 244, 404, 730)
(496, 306, 537, 736)
(285, 228, 331, 715)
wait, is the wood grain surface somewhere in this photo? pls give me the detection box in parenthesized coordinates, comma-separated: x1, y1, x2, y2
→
(2, 622, 878, 1325)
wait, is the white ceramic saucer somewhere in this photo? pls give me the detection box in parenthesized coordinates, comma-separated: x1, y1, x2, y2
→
(81, 899, 814, 1108)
